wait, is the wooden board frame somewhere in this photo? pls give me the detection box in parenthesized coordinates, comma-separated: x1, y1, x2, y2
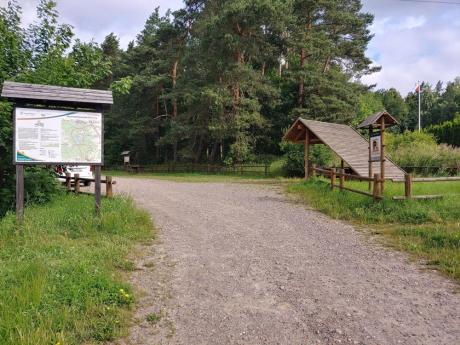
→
(12, 105, 104, 166)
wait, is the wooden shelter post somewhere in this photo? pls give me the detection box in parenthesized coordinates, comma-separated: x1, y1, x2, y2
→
(380, 117, 386, 193)
(94, 166, 102, 216)
(304, 129, 310, 180)
(368, 127, 373, 191)
(16, 165, 24, 223)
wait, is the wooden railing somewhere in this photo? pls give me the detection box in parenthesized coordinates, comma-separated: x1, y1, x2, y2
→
(391, 174, 460, 200)
(311, 166, 383, 201)
(64, 173, 116, 198)
(116, 163, 271, 176)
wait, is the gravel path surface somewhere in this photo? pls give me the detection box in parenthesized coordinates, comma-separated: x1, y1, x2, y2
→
(115, 178, 460, 345)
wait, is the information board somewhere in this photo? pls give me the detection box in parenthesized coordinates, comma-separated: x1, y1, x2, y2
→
(370, 135, 381, 162)
(14, 107, 102, 164)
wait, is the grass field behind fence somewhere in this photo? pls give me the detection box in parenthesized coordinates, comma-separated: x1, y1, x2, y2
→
(287, 178, 460, 282)
(0, 194, 153, 345)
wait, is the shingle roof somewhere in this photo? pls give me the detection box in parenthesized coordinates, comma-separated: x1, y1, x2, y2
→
(1, 81, 113, 107)
(357, 111, 398, 129)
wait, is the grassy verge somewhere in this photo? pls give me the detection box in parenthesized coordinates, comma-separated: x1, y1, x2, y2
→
(287, 178, 460, 282)
(103, 170, 286, 183)
(0, 194, 154, 345)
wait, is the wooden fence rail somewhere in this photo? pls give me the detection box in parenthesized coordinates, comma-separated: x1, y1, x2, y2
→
(65, 173, 116, 198)
(311, 166, 383, 201)
(112, 163, 271, 176)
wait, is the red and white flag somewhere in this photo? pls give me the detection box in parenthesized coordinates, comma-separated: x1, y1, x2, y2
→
(415, 84, 421, 93)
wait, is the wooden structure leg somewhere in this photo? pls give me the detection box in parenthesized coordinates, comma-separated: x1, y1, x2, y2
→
(373, 174, 381, 200)
(380, 117, 386, 193)
(94, 166, 102, 216)
(16, 165, 24, 222)
(65, 172, 72, 192)
(368, 127, 373, 191)
(405, 174, 412, 199)
(75, 174, 80, 194)
(106, 176, 113, 198)
(304, 130, 310, 180)
(339, 168, 345, 190)
(331, 168, 336, 190)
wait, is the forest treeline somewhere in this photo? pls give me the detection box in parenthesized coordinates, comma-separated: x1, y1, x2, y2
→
(1, 0, 460, 214)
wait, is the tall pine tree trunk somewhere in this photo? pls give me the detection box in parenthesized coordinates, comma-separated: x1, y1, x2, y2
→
(298, 48, 305, 106)
(172, 59, 179, 162)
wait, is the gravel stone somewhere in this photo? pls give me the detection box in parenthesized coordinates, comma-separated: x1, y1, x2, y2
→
(114, 178, 460, 345)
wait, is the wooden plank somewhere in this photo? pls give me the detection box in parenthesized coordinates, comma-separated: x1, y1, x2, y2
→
(393, 195, 443, 200)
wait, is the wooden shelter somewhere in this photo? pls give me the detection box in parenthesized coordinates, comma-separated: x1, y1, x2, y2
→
(284, 118, 405, 180)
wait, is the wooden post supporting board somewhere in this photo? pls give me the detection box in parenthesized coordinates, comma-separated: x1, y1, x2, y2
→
(75, 173, 80, 194)
(368, 127, 373, 191)
(405, 174, 412, 199)
(94, 166, 102, 215)
(339, 168, 345, 191)
(380, 117, 386, 193)
(373, 173, 381, 200)
(106, 176, 113, 198)
(304, 129, 310, 180)
(331, 168, 336, 190)
(65, 172, 72, 192)
(16, 165, 24, 222)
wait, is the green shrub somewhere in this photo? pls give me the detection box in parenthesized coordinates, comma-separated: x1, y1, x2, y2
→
(386, 131, 460, 174)
(427, 115, 460, 147)
(280, 141, 338, 177)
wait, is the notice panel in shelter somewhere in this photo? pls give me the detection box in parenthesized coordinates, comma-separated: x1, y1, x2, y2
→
(14, 107, 102, 164)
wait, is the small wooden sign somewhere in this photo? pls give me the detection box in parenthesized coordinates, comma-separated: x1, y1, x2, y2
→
(370, 135, 381, 162)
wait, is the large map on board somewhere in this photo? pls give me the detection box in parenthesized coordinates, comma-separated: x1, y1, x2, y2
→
(14, 108, 102, 164)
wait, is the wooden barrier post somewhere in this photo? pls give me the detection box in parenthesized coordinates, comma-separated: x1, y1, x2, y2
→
(74, 174, 80, 194)
(16, 165, 24, 223)
(94, 166, 102, 216)
(311, 164, 317, 178)
(264, 164, 269, 176)
(65, 172, 72, 192)
(373, 173, 381, 201)
(331, 168, 336, 190)
(368, 127, 373, 191)
(304, 129, 310, 180)
(339, 168, 345, 191)
(380, 117, 386, 193)
(405, 173, 412, 199)
(106, 176, 113, 198)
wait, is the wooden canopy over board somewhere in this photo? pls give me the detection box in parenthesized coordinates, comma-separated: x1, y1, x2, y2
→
(1, 81, 113, 109)
(357, 111, 398, 129)
(284, 118, 405, 179)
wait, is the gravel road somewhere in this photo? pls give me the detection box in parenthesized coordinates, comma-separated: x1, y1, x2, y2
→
(114, 178, 460, 345)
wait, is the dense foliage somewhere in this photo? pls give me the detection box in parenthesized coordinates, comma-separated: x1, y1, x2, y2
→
(427, 116, 460, 147)
(103, 0, 378, 165)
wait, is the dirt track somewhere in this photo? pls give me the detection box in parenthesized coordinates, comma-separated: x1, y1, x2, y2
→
(114, 178, 460, 345)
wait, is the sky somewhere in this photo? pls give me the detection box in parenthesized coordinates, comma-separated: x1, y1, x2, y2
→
(1, 0, 460, 95)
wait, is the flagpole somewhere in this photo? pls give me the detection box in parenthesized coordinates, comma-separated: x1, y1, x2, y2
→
(418, 82, 421, 132)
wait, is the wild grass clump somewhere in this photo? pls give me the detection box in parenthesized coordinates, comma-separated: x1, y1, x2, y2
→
(387, 131, 460, 175)
(0, 194, 153, 345)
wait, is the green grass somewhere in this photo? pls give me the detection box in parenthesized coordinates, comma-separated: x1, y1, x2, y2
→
(0, 194, 154, 345)
(287, 178, 460, 282)
(103, 170, 285, 183)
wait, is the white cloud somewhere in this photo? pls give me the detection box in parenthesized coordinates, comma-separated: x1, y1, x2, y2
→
(362, 0, 460, 95)
(396, 15, 426, 30)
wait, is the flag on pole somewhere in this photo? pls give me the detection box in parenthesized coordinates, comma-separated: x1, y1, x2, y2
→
(415, 84, 421, 93)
